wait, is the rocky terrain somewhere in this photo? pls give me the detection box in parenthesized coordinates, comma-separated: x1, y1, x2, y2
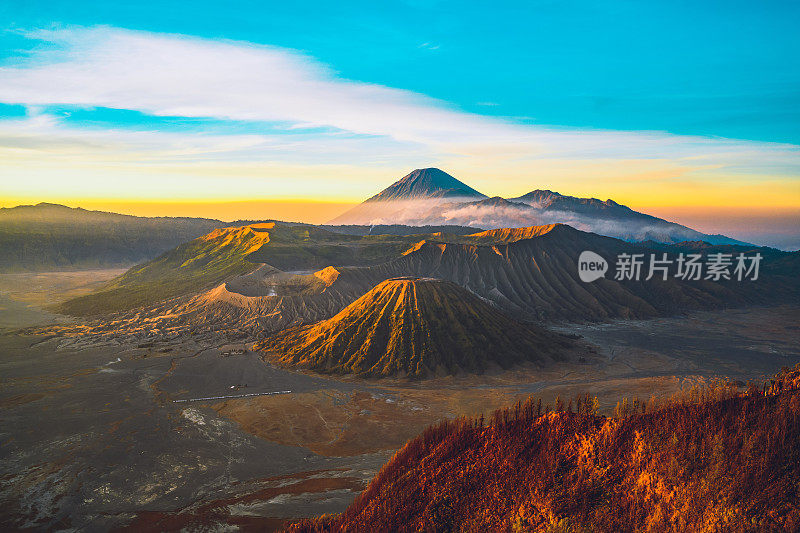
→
(257, 278, 571, 378)
(45, 222, 800, 351)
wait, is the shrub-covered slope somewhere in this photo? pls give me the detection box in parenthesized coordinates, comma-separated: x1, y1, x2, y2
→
(292, 366, 800, 532)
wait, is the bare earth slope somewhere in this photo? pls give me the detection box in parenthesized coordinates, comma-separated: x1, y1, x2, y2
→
(54, 224, 800, 345)
(256, 278, 570, 378)
(57, 224, 273, 316)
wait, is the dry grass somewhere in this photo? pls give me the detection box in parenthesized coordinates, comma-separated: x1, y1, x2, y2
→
(290, 366, 800, 532)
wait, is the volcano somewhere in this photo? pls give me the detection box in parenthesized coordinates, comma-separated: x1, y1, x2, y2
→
(362, 168, 487, 202)
(256, 277, 569, 378)
(328, 168, 487, 225)
(327, 168, 748, 245)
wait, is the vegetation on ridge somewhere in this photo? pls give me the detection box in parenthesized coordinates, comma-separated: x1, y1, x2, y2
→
(290, 365, 800, 532)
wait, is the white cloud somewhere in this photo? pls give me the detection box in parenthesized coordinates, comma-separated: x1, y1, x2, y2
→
(0, 110, 431, 200)
(0, 27, 477, 145)
(0, 25, 798, 201)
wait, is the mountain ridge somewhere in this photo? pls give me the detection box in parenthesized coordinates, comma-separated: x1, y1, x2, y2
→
(327, 168, 750, 246)
(256, 277, 570, 378)
(55, 224, 273, 316)
(0, 203, 232, 272)
(61, 222, 800, 348)
(289, 367, 800, 532)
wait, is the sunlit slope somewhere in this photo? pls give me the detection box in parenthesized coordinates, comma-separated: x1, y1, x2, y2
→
(57, 223, 425, 316)
(57, 224, 273, 316)
(333, 223, 800, 321)
(461, 224, 563, 243)
(256, 278, 570, 378)
(59, 222, 800, 324)
(292, 367, 800, 532)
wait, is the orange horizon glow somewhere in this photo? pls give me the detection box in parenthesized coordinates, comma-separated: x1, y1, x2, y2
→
(0, 198, 360, 225)
(1, 197, 797, 242)
(636, 205, 800, 235)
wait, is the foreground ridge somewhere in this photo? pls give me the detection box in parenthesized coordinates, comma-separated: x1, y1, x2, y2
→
(291, 365, 800, 532)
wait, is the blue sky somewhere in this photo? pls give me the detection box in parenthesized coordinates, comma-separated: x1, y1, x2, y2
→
(0, 1, 798, 247)
(4, 0, 798, 143)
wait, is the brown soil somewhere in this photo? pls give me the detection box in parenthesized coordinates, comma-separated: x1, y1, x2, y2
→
(211, 367, 703, 457)
(0, 393, 46, 408)
(212, 387, 522, 457)
(118, 469, 363, 533)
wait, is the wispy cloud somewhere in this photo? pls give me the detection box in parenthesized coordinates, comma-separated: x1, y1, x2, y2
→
(0, 27, 471, 145)
(0, 110, 428, 200)
(418, 42, 440, 50)
(0, 26, 798, 206)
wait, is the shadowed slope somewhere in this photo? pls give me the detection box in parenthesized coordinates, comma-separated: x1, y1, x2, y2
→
(0, 203, 228, 272)
(326, 224, 799, 321)
(256, 278, 569, 378)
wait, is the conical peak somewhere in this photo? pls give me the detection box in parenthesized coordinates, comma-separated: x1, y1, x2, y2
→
(365, 168, 486, 202)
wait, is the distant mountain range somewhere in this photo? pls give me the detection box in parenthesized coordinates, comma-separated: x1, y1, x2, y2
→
(0, 203, 229, 272)
(59, 222, 800, 342)
(329, 168, 748, 246)
(0, 171, 758, 273)
(0, 202, 478, 272)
